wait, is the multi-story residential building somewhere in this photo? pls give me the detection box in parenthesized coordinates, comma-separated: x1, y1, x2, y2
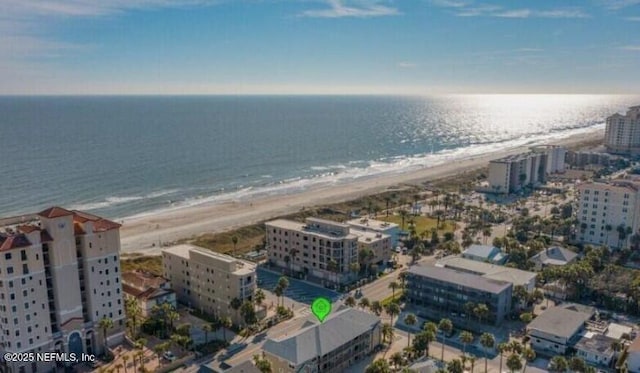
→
(487, 152, 547, 194)
(162, 244, 257, 325)
(436, 256, 537, 292)
(0, 206, 125, 373)
(527, 304, 594, 356)
(605, 106, 640, 155)
(265, 218, 358, 285)
(351, 230, 392, 266)
(346, 218, 400, 246)
(405, 265, 513, 325)
(531, 145, 567, 174)
(262, 307, 382, 373)
(566, 151, 616, 168)
(122, 271, 176, 317)
(575, 180, 640, 249)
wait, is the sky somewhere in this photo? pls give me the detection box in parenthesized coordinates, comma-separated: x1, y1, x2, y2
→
(1, 0, 639, 95)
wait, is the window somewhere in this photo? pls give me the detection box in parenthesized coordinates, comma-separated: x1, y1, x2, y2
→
(21, 250, 27, 261)
(5, 253, 11, 260)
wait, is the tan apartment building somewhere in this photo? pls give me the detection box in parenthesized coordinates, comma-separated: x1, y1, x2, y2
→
(262, 307, 382, 373)
(351, 230, 392, 266)
(575, 180, 640, 249)
(346, 218, 400, 246)
(605, 106, 640, 155)
(122, 271, 176, 317)
(162, 244, 257, 325)
(265, 218, 359, 285)
(0, 207, 125, 373)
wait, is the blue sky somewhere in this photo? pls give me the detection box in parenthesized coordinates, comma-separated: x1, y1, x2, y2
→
(1, 0, 639, 94)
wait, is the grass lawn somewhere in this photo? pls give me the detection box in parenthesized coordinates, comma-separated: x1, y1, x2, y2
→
(379, 214, 454, 235)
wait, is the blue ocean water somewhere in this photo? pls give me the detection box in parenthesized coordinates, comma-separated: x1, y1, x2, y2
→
(0, 94, 638, 219)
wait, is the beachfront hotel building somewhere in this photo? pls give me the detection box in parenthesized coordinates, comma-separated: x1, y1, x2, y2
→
(0, 207, 125, 373)
(346, 218, 400, 246)
(575, 180, 640, 249)
(487, 151, 548, 194)
(405, 264, 513, 325)
(605, 106, 640, 156)
(265, 218, 359, 285)
(262, 307, 382, 373)
(162, 244, 257, 325)
(531, 145, 567, 174)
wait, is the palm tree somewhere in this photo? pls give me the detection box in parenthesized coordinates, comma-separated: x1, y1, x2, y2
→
(220, 316, 232, 341)
(390, 351, 404, 370)
(497, 342, 508, 373)
(122, 354, 130, 373)
(254, 288, 266, 308)
(98, 316, 113, 357)
(202, 323, 212, 345)
(345, 296, 356, 307)
(447, 358, 463, 373)
(506, 353, 522, 373)
(438, 318, 453, 362)
(125, 297, 142, 338)
(167, 310, 180, 332)
(153, 344, 165, 365)
(479, 332, 495, 373)
(399, 209, 408, 230)
(230, 297, 243, 324)
(522, 347, 536, 373)
(468, 355, 477, 373)
(388, 281, 400, 298)
(231, 235, 238, 255)
(359, 297, 370, 310)
(549, 355, 568, 373)
(460, 331, 473, 355)
(482, 226, 492, 244)
(385, 303, 400, 325)
(404, 313, 417, 347)
(382, 323, 394, 345)
(371, 301, 383, 316)
(366, 358, 391, 373)
(326, 259, 339, 286)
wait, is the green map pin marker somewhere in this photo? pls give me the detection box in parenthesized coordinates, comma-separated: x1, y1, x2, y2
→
(311, 297, 332, 322)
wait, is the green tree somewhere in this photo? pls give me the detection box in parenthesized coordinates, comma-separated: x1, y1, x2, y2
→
(382, 323, 394, 345)
(230, 297, 243, 324)
(240, 301, 258, 329)
(479, 333, 495, 373)
(549, 355, 568, 373)
(438, 318, 453, 362)
(385, 302, 400, 325)
(253, 354, 273, 373)
(389, 281, 400, 298)
(231, 235, 238, 255)
(98, 316, 114, 357)
(460, 331, 474, 355)
(371, 300, 383, 316)
(201, 323, 212, 345)
(522, 348, 536, 373)
(497, 343, 509, 373)
(390, 352, 404, 370)
(366, 358, 391, 373)
(447, 359, 464, 373)
(506, 353, 522, 373)
(359, 297, 371, 310)
(345, 296, 356, 307)
(254, 289, 266, 307)
(220, 316, 232, 341)
(473, 303, 490, 324)
(519, 312, 533, 324)
(404, 313, 417, 347)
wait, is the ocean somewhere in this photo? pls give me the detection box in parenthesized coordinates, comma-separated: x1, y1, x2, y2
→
(0, 94, 638, 220)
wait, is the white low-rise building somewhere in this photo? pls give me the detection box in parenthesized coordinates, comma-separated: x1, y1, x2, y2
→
(346, 218, 400, 246)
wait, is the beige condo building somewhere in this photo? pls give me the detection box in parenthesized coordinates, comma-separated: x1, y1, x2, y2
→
(487, 151, 548, 194)
(575, 181, 640, 249)
(161, 244, 256, 325)
(0, 207, 125, 373)
(265, 218, 359, 285)
(605, 106, 640, 155)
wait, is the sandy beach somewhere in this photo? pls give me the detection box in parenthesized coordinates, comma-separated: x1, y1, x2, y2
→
(120, 129, 604, 254)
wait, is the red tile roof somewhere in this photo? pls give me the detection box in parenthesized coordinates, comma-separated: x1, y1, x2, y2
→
(38, 206, 73, 219)
(73, 222, 86, 235)
(17, 225, 40, 234)
(0, 233, 32, 252)
(71, 210, 121, 232)
(122, 271, 169, 290)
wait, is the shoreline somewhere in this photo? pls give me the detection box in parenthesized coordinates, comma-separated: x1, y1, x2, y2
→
(119, 128, 604, 254)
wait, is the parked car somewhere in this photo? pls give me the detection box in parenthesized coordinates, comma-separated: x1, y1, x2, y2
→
(163, 351, 176, 362)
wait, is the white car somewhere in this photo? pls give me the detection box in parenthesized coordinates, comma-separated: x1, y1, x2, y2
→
(163, 351, 176, 361)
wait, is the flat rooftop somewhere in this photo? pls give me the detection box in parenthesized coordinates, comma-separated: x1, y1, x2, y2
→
(162, 244, 256, 274)
(351, 229, 390, 243)
(346, 218, 399, 230)
(408, 264, 511, 294)
(266, 219, 357, 240)
(527, 305, 593, 339)
(437, 256, 536, 287)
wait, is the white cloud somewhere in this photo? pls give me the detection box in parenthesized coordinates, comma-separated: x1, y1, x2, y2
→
(625, 16, 640, 21)
(620, 45, 640, 51)
(300, 0, 400, 18)
(597, 0, 640, 10)
(428, 0, 590, 19)
(397, 61, 417, 68)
